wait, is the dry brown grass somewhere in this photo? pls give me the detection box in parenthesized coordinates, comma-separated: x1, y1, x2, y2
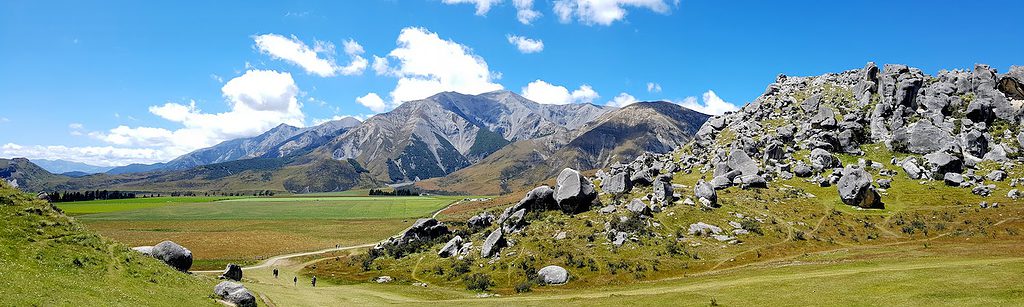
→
(82, 219, 412, 270)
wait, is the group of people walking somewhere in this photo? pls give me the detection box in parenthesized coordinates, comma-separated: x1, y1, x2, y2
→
(272, 267, 316, 287)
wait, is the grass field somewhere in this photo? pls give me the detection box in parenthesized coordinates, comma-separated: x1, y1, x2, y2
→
(63, 195, 462, 270)
(57, 196, 241, 215)
(76, 196, 462, 221)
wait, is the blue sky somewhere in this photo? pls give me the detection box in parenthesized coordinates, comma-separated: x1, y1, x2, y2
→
(1, 0, 1022, 166)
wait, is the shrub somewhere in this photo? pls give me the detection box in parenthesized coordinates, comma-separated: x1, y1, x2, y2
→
(515, 281, 533, 293)
(463, 273, 495, 291)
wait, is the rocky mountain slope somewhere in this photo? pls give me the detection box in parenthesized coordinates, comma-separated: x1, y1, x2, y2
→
(311, 91, 613, 183)
(682, 62, 1023, 205)
(419, 101, 710, 194)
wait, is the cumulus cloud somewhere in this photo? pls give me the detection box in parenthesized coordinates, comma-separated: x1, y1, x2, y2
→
(442, 0, 501, 15)
(521, 80, 600, 105)
(369, 27, 503, 108)
(607, 92, 638, 107)
(84, 69, 306, 163)
(253, 34, 366, 77)
(513, 0, 542, 24)
(506, 34, 544, 53)
(647, 82, 662, 93)
(356, 93, 388, 113)
(0, 143, 169, 167)
(553, 0, 675, 25)
(677, 90, 740, 116)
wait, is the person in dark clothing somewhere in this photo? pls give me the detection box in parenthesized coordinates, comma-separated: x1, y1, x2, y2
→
(311, 276, 317, 287)
(293, 276, 297, 286)
(273, 268, 279, 279)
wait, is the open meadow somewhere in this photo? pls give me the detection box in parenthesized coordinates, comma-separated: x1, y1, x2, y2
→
(58, 195, 463, 270)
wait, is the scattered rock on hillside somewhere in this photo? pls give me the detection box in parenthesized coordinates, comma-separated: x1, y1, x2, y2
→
(467, 212, 495, 229)
(554, 168, 598, 214)
(900, 158, 922, 179)
(688, 222, 723, 236)
(399, 218, 450, 244)
(944, 173, 964, 187)
(213, 281, 257, 307)
(219, 263, 242, 281)
(481, 229, 506, 258)
(924, 152, 963, 180)
(626, 199, 651, 216)
(151, 241, 193, 272)
(602, 172, 632, 195)
(537, 265, 569, 285)
(694, 180, 717, 206)
(438, 236, 464, 258)
(836, 166, 883, 209)
(737, 174, 767, 189)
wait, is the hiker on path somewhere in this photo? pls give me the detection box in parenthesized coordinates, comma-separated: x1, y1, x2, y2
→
(293, 276, 297, 286)
(312, 276, 317, 287)
(273, 268, 279, 279)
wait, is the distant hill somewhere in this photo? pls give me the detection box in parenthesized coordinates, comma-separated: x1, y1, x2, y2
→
(418, 101, 711, 194)
(31, 159, 113, 174)
(0, 181, 215, 305)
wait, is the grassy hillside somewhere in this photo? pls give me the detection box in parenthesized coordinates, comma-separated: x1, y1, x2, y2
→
(0, 181, 215, 306)
(304, 144, 1024, 302)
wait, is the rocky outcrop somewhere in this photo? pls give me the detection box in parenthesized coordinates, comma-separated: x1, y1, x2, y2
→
(150, 241, 193, 272)
(481, 229, 506, 258)
(537, 265, 569, 285)
(836, 166, 883, 209)
(220, 263, 242, 281)
(438, 236, 464, 258)
(554, 168, 597, 214)
(214, 281, 257, 307)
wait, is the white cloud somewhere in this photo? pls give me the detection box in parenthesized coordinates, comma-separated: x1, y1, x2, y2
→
(647, 82, 662, 93)
(676, 90, 740, 116)
(506, 34, 544, 53)
(68, 123, 84, 130)
(521, 80, 600, 105)
(607, 92, 638, 107)
(253, 34, 366, 77)
(0, 117, 8, 123)
(371, 55, 391, 76)
(89, 69, 306, 162)
(373, 27, 503, 107)
(442, 0, 501, 15)
(356, 93, 387, 113)
(513, 0, 542, 24)
(210, 74, 224, 83)
(553, 0, 674, 25)
(1, 143, 169, 167)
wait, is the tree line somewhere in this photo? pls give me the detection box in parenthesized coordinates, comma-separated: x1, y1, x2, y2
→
(368, 189, 420, 196)
(47, 190, 136, 202)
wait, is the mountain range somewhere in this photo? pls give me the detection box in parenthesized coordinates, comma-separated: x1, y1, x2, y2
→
(31, 159, 113, 175)
(1, 90, 711, 194)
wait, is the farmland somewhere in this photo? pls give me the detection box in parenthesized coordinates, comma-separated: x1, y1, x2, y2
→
(59, 195, 461, 270)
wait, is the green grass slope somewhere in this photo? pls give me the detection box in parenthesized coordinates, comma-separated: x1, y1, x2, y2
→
(0, 181, 216, 306)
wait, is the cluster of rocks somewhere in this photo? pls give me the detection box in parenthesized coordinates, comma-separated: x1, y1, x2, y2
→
(213, 281, 257, 307)
(132, 240, 193, 272)
(374, 218, 451, 255)
(687, 62, 1024, 208)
